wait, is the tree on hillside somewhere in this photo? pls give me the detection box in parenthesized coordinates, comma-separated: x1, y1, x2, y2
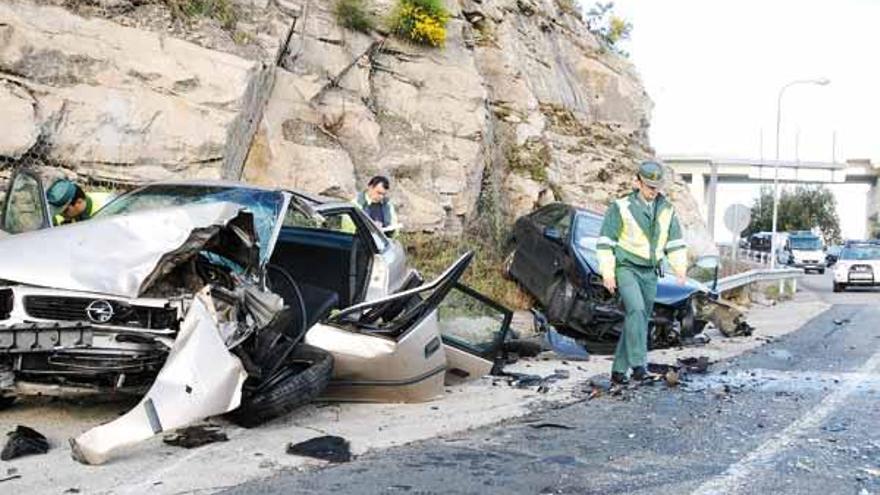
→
(584, 2, 632, 56)
(745, 185, 841, 243)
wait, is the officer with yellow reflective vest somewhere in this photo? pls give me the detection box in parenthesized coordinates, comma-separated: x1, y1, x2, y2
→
(47, 179, 109, 226)
(596, 161, 688, 385)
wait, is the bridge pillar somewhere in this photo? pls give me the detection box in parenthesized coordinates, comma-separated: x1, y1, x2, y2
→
(868, 177, 880, 239)
(689, 172, 707, 222)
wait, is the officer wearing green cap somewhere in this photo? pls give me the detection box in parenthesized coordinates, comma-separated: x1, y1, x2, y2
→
(46, 179, 107, 226)
(596, 161, 688, 385)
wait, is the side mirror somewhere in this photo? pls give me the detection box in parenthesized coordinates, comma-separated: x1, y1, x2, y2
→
(543, 226, 563, 244)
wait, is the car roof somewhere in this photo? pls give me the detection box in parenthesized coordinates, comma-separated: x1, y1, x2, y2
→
(138, 179, 345, 205)
(537, 203, 602, 218)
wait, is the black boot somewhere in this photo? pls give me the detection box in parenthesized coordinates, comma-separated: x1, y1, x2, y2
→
(631, 366, 651, 381)
(611, 371, 629, 385)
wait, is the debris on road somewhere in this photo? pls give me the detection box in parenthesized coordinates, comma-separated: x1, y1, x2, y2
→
(859, 467, 880, 478)
(527, 423, 575, 430)
(544, 326, 590, 361)
(286, 436, 352, 463)
(677, 356, 711, 374)
(1, 426, 49, 461)
(502, 338, 545, 359)
(823, 422, 849, 433)
(664, 370, 681, 387)
(495, 369, 571, 390)
(163, 425, 229, 449)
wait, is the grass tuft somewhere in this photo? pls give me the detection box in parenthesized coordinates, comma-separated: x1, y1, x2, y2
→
(401, 232, 533, 311)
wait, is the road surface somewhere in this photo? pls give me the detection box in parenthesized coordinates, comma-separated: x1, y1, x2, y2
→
(226, 272, 880, 495)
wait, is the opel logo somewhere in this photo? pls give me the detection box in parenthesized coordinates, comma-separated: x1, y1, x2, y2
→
(85, 300, 114, 324)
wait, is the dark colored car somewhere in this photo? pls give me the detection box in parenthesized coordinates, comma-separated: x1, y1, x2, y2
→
(506, 203, 722, 351)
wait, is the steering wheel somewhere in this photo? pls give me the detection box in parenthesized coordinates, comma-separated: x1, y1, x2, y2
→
(265, 264, 308, 339)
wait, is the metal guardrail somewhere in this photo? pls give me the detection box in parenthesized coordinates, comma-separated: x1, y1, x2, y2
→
(715, 267, 804, 293)
(718, 245, 774, 265)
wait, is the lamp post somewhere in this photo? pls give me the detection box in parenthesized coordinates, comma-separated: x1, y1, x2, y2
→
(769, 78, 830, 270)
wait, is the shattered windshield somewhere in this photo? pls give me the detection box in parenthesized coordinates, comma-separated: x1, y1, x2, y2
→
(573, 213, 603, 269)
(790, 237, 822, 250)
(95, 185, 285, 263)
(840, 245, 880, 260)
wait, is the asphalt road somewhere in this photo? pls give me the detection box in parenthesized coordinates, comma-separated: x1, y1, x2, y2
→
(226, 272, 880, 495)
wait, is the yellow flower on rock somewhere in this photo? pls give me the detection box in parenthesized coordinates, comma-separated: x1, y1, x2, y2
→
(391, 0, 449, 47)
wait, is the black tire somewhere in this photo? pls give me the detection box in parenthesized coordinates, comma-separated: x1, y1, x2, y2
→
(818, 269, 825, 275)
(0, 396, 15, 410)
(229, 344, 333, 428)
(833, 282, 844, 293)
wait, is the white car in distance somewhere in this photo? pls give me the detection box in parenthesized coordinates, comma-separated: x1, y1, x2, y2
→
(833, 242, 880, 292)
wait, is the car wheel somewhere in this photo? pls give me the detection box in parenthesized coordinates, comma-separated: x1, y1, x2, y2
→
(0, 395, 15, 410)
(229, 344, 333, 428)
(833, 283, 844, 292)
(818, 269, 825, 275)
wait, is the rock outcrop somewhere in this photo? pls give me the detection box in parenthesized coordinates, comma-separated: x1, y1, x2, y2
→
(0, 0, 712, 251)
(0, 0, 267, 183)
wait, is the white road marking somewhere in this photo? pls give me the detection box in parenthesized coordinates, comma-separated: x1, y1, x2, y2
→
(692, 348, 880, 494)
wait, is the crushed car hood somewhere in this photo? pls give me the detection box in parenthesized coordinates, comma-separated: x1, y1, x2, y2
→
(655, 275, 709, 305)
(0, 202, 257, 299)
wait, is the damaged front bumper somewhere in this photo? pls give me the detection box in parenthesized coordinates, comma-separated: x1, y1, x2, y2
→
(0, 285, 184, 397)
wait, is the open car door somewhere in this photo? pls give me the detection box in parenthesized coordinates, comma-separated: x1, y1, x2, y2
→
(305, 251, 512, 403)
(1, 168, 52, 234)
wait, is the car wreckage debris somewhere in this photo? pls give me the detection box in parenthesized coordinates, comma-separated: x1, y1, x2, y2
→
(527, 422, 576, 430)
(494, 369, 571, 390)
(1, 426, 49, 461)
(286, 436, 352, 463)
(163, 425, 229, 449)
(70, 291, 249, 465)
(677, 356, 711, 374)
(530, 309, 591, 361)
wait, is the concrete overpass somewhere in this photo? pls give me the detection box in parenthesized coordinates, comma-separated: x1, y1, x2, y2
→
(662, 156, 880, 240)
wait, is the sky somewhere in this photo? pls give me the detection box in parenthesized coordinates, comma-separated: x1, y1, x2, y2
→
(610, 0, 880, 162)
(604, 0, 880, 239)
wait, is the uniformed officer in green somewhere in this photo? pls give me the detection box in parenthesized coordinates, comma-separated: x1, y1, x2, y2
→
(47, 179, 107, 226)
(596, 161, 688, 384)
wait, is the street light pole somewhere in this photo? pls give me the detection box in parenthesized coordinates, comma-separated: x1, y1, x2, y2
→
(769, 78, 830, 270)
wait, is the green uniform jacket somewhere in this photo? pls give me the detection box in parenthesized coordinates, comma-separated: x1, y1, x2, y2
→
(596, 191, 688, 279)
(54, 192, 111, 226)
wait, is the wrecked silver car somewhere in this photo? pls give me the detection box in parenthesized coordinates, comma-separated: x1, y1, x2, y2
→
(0, 180, 511, 464)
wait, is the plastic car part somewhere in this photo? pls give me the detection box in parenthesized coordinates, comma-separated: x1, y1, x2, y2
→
(70, 291, 248, 465)
(1, 425, 49, 460)
(287, 435, 351, 463)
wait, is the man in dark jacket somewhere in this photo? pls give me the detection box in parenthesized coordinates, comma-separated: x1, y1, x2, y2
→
(354, 175, 400, 237)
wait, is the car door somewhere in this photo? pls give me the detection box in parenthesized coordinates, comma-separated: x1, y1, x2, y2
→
(511, 204, 571, 302)
(305, 252, 512, 402)
(1, 169, 52, 234)
(436, 282, 512, 384)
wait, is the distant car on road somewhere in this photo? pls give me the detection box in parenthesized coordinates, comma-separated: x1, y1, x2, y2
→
(781, 231, 826, 274)
(832, 242, 880, 292)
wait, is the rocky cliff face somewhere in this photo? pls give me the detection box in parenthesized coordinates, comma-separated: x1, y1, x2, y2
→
(0, 0, 711, 252)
